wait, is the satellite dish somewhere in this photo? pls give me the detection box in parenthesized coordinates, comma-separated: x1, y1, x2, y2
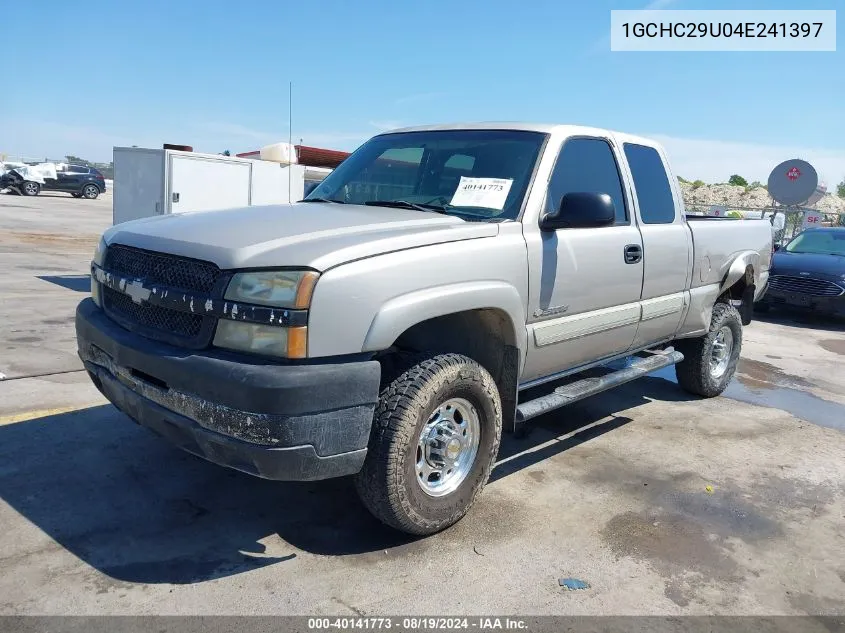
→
(767, 159, 819, 206)
(804, 181, 827, 207)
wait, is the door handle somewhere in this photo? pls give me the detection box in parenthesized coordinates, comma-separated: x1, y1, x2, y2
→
(624, 244, 642, 264)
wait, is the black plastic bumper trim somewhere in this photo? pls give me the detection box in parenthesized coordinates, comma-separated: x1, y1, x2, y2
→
(89, 363, 367, 481)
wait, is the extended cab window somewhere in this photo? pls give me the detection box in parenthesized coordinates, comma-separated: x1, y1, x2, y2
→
(546, 138, 627, 224)
(307, 130, 546, 221)
(623, 143, 676, 224)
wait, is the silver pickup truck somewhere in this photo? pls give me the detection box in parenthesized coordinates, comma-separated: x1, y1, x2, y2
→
(76, 123, 772, 535)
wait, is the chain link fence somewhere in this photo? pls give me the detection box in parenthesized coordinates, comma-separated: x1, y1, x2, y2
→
(684, 202, 845, 247)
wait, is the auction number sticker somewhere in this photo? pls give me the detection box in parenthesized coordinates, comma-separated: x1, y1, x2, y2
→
(450, 177, 513, 210)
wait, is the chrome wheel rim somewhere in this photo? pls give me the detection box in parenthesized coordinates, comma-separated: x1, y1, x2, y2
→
(415, 397, 480, 497)
(710, 326, 734, 379)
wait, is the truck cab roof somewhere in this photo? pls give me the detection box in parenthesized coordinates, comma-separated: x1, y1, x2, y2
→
(382, 122, 662, 151)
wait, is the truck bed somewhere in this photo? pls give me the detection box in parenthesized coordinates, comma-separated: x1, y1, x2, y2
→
(686, 217, 773, 289)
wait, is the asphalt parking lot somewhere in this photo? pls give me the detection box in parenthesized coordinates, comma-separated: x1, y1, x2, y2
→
(1, 193, 844, 616)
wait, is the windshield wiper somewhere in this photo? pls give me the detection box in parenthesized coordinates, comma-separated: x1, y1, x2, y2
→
(364, 200, 449, 214)
(299, 197, 345, 204)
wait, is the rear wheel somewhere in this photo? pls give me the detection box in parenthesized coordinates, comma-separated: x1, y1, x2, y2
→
(21, 181, 40, 196)
(674, 302, 742, 397)
(81, 184, 100, 199)
(71, 192, 82, 198)
(354, 353, 502, 535)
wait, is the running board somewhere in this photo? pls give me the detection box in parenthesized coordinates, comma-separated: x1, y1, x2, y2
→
(515, 350, 684, 423)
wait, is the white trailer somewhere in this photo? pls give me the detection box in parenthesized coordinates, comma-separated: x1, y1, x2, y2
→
(112, 147, 313, 225)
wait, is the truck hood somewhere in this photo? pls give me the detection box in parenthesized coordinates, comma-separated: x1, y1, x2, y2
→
(103, 202, 499, 271)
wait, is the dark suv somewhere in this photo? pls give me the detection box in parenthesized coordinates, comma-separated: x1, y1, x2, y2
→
(1, 164, 106, 199)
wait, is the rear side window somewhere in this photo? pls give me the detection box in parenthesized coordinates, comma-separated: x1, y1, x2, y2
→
(546, 137, 628, 224)
(624, 143, 676, 224)
(68, 165, 89, 174)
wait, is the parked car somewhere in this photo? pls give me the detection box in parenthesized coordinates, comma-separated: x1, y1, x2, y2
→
(0, 164, 106, 199)
(49, 164, 107, 199)
(756, 227, 845, 317)
(75, 123, 772, 535)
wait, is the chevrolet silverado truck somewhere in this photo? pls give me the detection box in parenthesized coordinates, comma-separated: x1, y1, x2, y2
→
(76, 123, 772, 535)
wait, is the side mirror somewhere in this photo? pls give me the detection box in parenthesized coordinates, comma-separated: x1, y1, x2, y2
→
(540, 192, 616, 231)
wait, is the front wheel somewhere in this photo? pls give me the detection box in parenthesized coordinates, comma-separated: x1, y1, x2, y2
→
(674, 302, 742, 397)
(354, 353, 502, 535)
(21, 181, 40, 196)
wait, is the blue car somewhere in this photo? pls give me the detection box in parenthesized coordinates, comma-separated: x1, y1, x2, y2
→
(757, 227, 845, 317)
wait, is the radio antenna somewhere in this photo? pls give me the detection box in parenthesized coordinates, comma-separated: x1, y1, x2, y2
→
(288, 80, 293, 203)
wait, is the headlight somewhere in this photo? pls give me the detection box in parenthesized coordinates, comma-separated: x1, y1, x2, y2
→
(93, 236, 107, 266)
(213, 321, 307, 359)
(224, 270, 319, 309)
(216, 269, 316, 358)
(91, 237, 107, 306)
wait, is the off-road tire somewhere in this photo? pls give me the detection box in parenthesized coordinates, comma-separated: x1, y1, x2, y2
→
(674, 302, 742, 397)
(354, 353, 502, 535)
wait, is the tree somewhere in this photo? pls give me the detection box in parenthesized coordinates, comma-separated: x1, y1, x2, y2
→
(64, 155, 91, 166)
(728, 174, 748, 187)
(692, 180, 705, 189)
(837, 179, 845, 199)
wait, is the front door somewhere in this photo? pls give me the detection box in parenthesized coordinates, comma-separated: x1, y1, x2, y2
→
(521, 136, 644, 383)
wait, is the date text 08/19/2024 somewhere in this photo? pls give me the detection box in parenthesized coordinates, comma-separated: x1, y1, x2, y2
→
(307, 617, 528, 630)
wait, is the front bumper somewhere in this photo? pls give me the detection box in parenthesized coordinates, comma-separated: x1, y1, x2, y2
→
(759, 287, 845, 316)
(76, 298, 381, 481)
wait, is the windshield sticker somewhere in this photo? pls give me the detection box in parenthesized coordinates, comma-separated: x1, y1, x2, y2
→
(450, 177, 513, 210)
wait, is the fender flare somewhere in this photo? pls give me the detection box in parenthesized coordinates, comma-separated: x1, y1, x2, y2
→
(719, 250, 760, 295)
(362, 281, 527, 363)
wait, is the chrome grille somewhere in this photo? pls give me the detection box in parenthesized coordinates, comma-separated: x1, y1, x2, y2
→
(768, 275, 844, 297)
(103, 244, 220, 294)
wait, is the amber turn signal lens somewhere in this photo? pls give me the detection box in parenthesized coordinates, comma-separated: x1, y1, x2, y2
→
(294, 272, 319, 310)
(287, 326, 308, 359)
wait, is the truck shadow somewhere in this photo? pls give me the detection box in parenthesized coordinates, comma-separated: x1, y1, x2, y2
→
(753, 309, 845, 331)
(37, 274, 92, 292)
(0, 374, 695, 585)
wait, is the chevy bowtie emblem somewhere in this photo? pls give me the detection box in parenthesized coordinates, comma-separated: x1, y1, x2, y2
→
(125, 280, 151, 304)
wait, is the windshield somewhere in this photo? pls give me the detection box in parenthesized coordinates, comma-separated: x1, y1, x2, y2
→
(785, 230, 845, 256)
(305, 129, 547, 221)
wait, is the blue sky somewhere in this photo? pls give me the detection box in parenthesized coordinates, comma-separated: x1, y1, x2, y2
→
(2, 0, 842, 183)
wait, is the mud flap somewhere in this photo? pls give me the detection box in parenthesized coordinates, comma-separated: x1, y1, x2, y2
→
(732, 284, 755, 326)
